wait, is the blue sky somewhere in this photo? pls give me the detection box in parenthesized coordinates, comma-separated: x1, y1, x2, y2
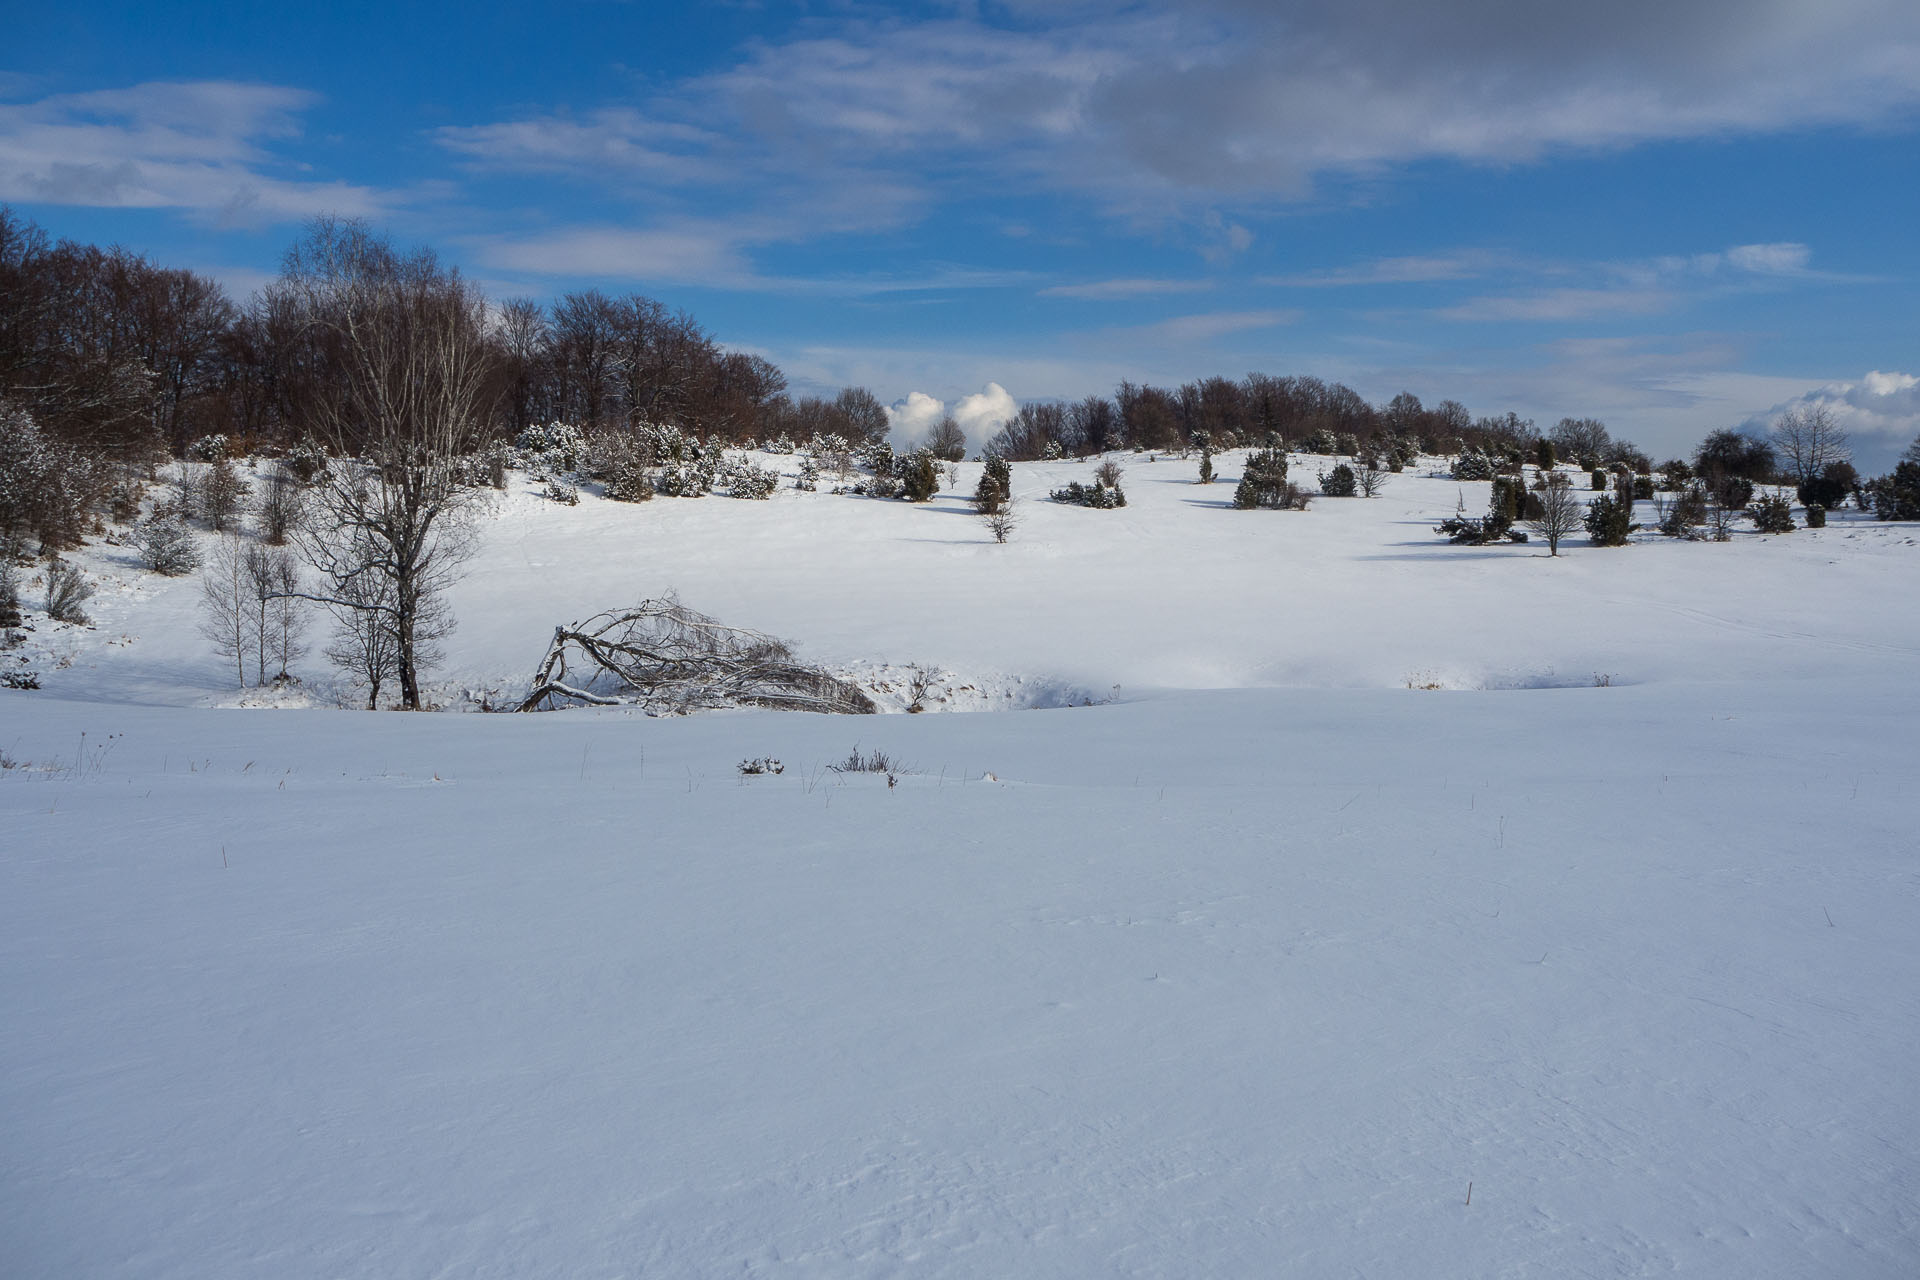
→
(6, 1, 1919, 464)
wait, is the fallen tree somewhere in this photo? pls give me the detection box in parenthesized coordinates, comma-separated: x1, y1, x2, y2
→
(518, 599, 876, 715)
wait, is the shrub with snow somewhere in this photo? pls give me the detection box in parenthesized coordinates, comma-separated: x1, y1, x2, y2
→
(1049, 481, 1126, 508)
(44, 560, 93, 624)
(728, 463, 779, 500)
(0, 558, 19, 628)
(1451, 449, 1495, 481)
(1867, 461, 1920, 521)
(1584, 488, 1636, 546)
(0, 401, 100, 551)
(1233, 448, 1293, 509)
(283, 437, 330, 485)
(1319, 463, 1357, 497)
(133, 516, 200, 575)
(515, 421, 587, 472)
(900, 450, 939, 502)
(975, 454, 1012, 515)
(1748, 493, 1795, 533)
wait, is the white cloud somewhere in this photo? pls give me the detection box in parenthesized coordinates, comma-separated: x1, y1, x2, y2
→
(0, 80, 386, 223)
(952, 383, 1019, 447)
(885, 390, 948, 440)
(1742, 370, 1920, 468)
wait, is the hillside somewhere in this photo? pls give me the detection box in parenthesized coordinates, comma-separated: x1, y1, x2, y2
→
(3, 451, 1918, 1278)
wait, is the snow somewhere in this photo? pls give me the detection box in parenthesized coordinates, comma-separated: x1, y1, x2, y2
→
(4, 452, 1918, 1276)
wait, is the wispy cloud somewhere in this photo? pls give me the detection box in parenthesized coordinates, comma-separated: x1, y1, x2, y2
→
(468, 223, 1038, 294)
(1440, 241, 1838, 323)
(1264, 253, 1513, 287)
(1442, 287, 1677, 323)
(472, 224, 754, 286)
(433, 109, 724, 186)
(1039, 277, 1214, 300)
(0, 80, 387, 223)
(431, 3, 1920, 227)
(1132, 309, 1302, 343)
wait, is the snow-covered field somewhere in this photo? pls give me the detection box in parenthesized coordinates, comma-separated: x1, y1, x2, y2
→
(4, 453, 1918, 1276)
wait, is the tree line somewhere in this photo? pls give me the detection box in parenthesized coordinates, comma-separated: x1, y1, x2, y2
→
(0, 206, 892, 465)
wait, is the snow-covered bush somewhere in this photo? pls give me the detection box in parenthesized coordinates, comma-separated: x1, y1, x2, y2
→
(1805, 503, 1827, 528)
(1584, 490, 1636, 546)
(133, 516, 200, 575)
(1659, 486, 1707, 538)
(0, 401, 100, 550)
(515, 421, 587, 473)
(728, 463, 778, 500)
(1748, 493, 1794, 533)
(1708, 474, 1755, 510)
(1319, 463, 1357, 497)
(1233, 448, 1292, 510)
(1300, 427, 1340, 455)
(543, 479, 580, 506)
(805, 432, 855, 479)
(44, 560, 93, 624)
(900, 450, 939, 502)
(764, 434, 796, 455)
(974, 453, 1011, 514)
(1797, 466, 1852, 511)
(1050, 481, 1126, 508)
(602, 443, 655, 502)
(283, 437, 330, 485)
(795, 456, 820, 492)
(639, 424, 716, 496)
(202, 457, 249, 532)
(189, 434, 229, 463)
(0, 558, 20, 628)
(1451, 449, 1495, 481)
(108, 478, 143, 523)
(655, 462, 711, 498)
(1868, 461, 1920, 520)
(1489, 476, 1522, 523)
(256, 467, 303, 544)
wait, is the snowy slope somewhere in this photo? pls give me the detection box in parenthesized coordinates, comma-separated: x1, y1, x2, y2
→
(18, 451, 1920, 709)
(3, 451, 1918, 1277)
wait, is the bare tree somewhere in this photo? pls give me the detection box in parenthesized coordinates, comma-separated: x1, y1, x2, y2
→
(199, 533, 250, 686)
(1549, 416, 1611, 464)
(255, 463, 302, 545)
(1356, 457, 1391, 497)
(272, 218, 497, 710)
(244, 543, 306, 682)
(1526, 474, 1585, 555)
(1771, 404, 1849, 486)
(926, 415, 967, 461)
(322, 560, 403, 709)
